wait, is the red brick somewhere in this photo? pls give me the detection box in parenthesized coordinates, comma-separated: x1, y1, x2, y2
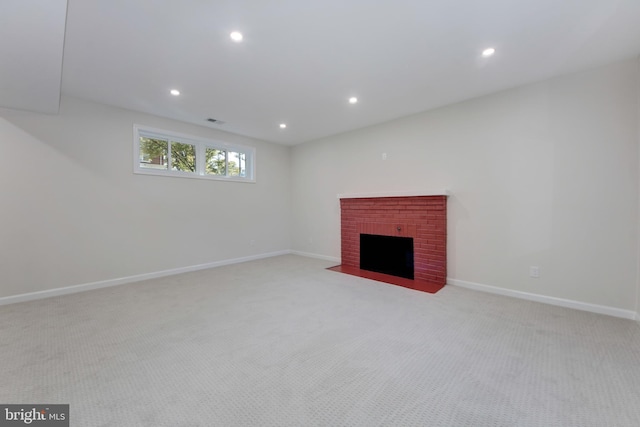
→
(341, 195, 447, 285)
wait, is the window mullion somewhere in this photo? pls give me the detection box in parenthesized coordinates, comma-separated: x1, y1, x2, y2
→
(196, 143, 204, 175)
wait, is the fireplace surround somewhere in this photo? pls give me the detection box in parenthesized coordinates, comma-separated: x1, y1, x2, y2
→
(334, 191, 448, 292)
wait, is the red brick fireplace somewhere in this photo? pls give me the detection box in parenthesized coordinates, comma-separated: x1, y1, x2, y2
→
(333, 192, 448, 292)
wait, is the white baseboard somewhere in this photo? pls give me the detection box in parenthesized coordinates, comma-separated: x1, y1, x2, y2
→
(290, 250, 340, 263)
(5, 252, 636, 323)
(0, 250, 291, 307)
(448, 278, 637, 320)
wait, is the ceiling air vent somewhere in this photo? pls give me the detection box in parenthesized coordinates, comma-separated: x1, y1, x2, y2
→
(206, 118, 225, 125)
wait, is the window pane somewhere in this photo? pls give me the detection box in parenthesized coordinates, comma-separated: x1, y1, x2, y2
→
(205, 148, 226, 175)
(171, 142, 196, 172)
(228, 151, 246, 177)
(139, 137, 168, 170)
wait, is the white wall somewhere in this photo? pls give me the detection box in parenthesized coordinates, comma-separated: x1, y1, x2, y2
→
(637, 56, 640, 321)
(292, 58, 640, 311)
(0, 97, 291, 299)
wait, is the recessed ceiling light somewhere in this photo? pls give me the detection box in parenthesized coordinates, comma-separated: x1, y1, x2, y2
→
(482, 47, 496, 57)
(348, 97, 358, 104)
(230, 31, 243, 42)
(279, 123, 287, 129)
(170, 89, 180, 96)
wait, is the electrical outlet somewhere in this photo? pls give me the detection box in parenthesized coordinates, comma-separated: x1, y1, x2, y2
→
(382, 152, 388, 160)
(530, 266, 540, 278)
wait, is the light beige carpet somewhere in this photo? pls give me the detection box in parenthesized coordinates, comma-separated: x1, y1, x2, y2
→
(1, 255, 639, 426)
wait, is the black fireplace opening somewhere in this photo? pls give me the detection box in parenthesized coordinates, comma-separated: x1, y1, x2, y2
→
(360, 234, 414, 280)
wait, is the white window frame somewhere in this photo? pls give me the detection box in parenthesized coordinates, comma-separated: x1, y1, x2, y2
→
(133, 124, 256, 183)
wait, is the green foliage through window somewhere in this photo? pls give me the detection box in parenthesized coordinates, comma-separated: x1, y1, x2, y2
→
(171, 142, 196, 172)
(206, 148, 226, 175)
(139, 137, 168, 170)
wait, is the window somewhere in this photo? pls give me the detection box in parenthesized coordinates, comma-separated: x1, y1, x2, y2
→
(134, 125, 255, 182)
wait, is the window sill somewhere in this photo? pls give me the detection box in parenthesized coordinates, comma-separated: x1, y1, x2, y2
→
(134, 169, 256, 183)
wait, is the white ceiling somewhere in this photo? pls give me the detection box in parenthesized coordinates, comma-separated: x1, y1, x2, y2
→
(4, 1, 640, 144)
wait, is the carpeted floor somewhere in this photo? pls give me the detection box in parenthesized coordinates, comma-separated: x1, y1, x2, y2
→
(1, 255, 639, 426)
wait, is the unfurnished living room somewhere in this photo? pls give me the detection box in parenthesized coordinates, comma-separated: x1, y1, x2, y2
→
(2, 1, 640, 426)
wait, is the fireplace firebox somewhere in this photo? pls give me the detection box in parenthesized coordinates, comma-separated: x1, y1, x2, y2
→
(360, 234, 414, 279)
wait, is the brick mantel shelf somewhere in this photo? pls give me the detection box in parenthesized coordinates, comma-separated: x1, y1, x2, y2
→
(337, 189, 450, 200)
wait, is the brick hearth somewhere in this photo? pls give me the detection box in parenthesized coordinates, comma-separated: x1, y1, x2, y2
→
(339, 195, 447, 286)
